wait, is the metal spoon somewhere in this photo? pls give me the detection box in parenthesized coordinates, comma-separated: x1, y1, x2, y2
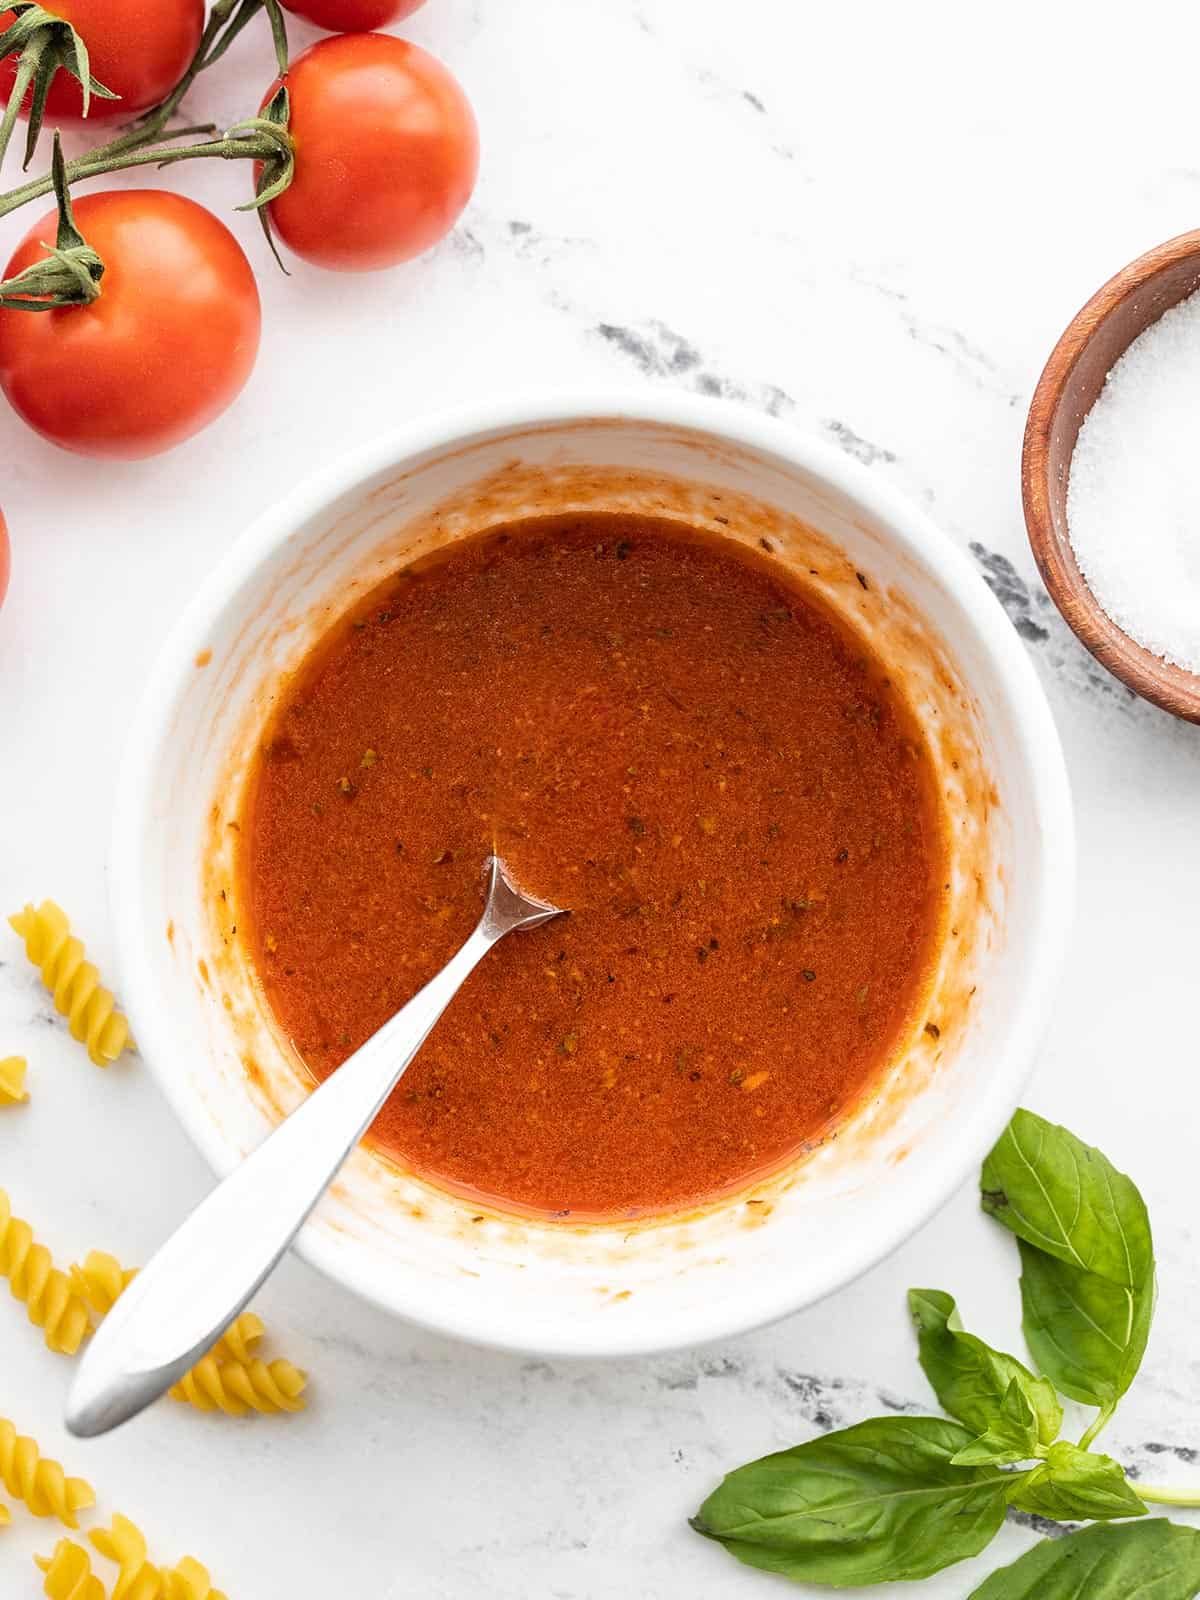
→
(66, 855, 564, 1437)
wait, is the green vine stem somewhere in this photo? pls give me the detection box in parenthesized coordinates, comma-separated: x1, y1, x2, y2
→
(0, 0, 286, 221)
(0, 118, 292, 211)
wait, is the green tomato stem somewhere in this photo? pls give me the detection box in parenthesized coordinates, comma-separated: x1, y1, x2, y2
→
(0, 243, 102, 308)
(0, 134, 103, 309)
(1137, 1483, 1200, 1508)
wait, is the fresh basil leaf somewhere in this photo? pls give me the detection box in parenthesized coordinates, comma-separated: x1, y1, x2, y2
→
(952, 1381, 1042, 1467)
(967, 1518, 1200, 1599)
(1008, 1441, 1146, 1521)
(981, 1109, 1152, 1290)
(981, 1111, 1157, 1409)
(1019, 1239, 1155, 1407)
(909, 1287, 1061, 1450)
(691, 1416, 1017, 1587)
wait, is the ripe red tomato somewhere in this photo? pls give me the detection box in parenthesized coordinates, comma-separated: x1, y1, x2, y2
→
(0, 511, 9, 611)
(0, 191, 261, 460)
(0, 0, 204, 123)
(261, 33, 478, 272)
(281, 0, 425, 29)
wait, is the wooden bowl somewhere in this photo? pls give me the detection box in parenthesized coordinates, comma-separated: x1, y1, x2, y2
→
(1022, 229, 1200, 723)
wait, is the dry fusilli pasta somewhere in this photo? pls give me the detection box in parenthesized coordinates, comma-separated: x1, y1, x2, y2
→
(70, 1250, 278, 1405)
(89, 1516, 154, 1600)
(68, 1251, 137, 1318)
(0, 1190, 90, 1354)
(213, 1310, 265, 1365)
(72, 1251, 264, 1363)
(9, 901, 131, 1066)
(90, 1514, 227, 1600)
(0, 1054, 27, 1104)
(169, 1354, 308, 1417)
(162, 1555, 228, 1600)
(37, 1539, 107, 1600)
(0, 1418, 94, 1526)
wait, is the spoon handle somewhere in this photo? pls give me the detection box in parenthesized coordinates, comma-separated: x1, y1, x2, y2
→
(67, 914, 500, 1438)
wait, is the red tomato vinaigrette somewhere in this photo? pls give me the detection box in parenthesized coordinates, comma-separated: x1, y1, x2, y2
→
(234, 512, 951, 1221)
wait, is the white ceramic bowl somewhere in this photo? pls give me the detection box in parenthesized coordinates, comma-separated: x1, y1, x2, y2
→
(112, 394, 1074, 1357)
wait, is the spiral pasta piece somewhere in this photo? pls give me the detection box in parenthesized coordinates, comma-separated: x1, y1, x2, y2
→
(163, 1556, 228, 1600)
(0, 1054, 27, 1104)
(90, 1516, 227, 1600)
(37, 1539, 107, 1600)
(72, 1247, 293, 1415)
(169, 1355, 308, 1417)
(213, 1310, 265, 1364)
(70, 1250, 268, 1382)
(9, 901, 130, 1067)
(71, 1248, 296, 1416)
(0, 1191, 90, 1354)
(89, 1516, 158, 1600)
(0, 1419, 95, 1527)
(69, 1250, 137, 1318)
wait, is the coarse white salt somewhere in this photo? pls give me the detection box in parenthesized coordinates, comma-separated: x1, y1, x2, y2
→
(1066, 287, 1200, 676)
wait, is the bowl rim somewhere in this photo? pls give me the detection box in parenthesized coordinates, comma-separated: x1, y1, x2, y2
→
(1021, 226, 1200, 724)
(111, 389, 1075, 1357)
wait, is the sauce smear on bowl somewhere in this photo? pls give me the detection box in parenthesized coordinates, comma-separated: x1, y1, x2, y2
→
(240, 515, 947, 1218)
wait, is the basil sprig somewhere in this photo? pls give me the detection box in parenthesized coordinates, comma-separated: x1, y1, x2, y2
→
(909, 1286, 1061, 1460)
(691, 1110, 1200, 1591)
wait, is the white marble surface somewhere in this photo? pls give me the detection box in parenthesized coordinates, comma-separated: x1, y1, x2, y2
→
(1, 1, 1199, 1594)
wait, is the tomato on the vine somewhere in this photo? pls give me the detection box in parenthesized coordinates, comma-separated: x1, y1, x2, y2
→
(281, 0, 425, 29)
(0, 0, 204, 123)
(260, 33, 478, 272)
(0, 191, 260, 459)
